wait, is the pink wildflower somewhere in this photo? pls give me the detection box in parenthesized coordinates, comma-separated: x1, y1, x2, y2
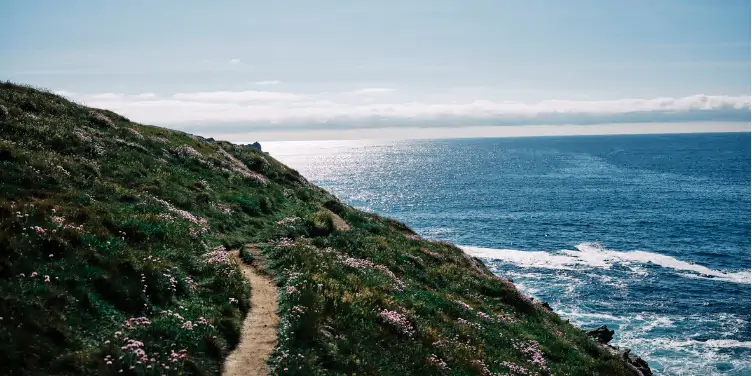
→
(378, 309, 415, 337)
(427, 354, 449, 370)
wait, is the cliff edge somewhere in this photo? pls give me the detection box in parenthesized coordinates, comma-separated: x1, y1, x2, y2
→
(0, 82, 648, 375)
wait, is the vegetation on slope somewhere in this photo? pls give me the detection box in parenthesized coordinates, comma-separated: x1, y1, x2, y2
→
(0, 83, 638, 375)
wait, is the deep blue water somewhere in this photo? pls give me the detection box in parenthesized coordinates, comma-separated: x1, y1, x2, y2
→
(264, 132, 751, 376)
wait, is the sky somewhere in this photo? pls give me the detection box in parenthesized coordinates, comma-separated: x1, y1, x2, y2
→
(1, 0, 750, 141)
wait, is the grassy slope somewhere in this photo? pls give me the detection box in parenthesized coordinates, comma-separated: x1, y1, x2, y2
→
(0, 83, 636, 376)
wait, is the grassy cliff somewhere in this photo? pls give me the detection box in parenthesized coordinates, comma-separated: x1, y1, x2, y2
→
(0, 82, 640, 375)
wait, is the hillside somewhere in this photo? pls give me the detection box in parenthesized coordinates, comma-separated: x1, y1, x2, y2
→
(0, 82, 647, 375)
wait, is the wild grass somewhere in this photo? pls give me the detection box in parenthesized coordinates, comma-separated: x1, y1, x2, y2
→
(0, 82, 637, 375)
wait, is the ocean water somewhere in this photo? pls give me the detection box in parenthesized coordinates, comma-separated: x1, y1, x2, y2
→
(263, 132, 751, 376)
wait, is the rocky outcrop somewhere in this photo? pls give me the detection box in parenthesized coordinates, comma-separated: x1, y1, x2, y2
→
(244, 141, 262, 151)
(586, 325, 614, 344)
(540, 301, 554, 312)
(621, 348, 652, 376)
(586, 325, 652, 376)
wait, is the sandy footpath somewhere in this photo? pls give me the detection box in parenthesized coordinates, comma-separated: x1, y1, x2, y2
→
(222, 250, 279, 376)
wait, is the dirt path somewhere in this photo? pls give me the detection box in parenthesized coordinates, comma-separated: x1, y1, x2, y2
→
(223, 250, 279, 376)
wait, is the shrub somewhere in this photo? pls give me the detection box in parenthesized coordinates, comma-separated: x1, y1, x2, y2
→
(308, 210, 334, 237)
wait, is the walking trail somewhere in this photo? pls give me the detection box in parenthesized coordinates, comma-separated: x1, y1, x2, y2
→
(222, 249, 279, 376)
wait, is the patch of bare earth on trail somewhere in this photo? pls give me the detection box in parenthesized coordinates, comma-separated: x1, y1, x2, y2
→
(222, 248, 279, 376)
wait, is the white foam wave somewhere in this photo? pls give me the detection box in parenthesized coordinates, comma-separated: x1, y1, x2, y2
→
(628, 337, 751, 349)
(461, 242, 750, 284)
(555, 308, 625, 322)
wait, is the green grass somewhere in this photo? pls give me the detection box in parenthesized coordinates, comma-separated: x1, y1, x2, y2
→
(0, 82, 638, 375)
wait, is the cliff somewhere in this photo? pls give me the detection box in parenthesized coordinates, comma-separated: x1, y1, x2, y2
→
(0, 82, 647, 375)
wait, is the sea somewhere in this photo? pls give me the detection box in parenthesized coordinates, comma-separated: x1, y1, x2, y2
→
(263, 132, 751, 376)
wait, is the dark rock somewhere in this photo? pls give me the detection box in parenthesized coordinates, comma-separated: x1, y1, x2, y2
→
(586, 325, 652, 375)
(586, 325, 614, 344)
(206, 137, 215, 142)
(249, 141, 262, 151)
(540, 301, 554, 312)
(622, 348, 652, 376)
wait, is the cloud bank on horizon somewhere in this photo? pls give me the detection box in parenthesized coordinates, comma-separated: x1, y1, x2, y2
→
(56, 89, 750, 133)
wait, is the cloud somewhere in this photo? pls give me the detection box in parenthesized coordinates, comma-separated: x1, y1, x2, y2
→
(64, 89, 751, 130)
(255, 80, 281, 85)
(229, 58, 241, 64)
(353, 88, 396, 94)
(219, 122, 752, 142)
(171, 90, 302, 102)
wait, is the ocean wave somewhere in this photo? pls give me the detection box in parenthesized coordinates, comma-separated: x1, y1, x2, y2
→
(461, 242, 750, 284)
(622, 337, 751, 376)
(627, 337, 751, 349)
(554, 307, 625, 322)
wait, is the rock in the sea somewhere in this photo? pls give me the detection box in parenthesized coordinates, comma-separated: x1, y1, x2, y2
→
(586, 325, 614, 344)
(540, 301, 554, 312)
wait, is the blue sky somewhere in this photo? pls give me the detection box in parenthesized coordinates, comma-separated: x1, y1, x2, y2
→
(1, 0, 750, 140)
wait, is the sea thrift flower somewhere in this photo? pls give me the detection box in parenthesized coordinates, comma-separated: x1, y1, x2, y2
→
(341, 256, 405, 290)
(90, 111, 116, 128)
(427, 354, 449, 370)
(123, 317, 151, 329)
(173, 145, 202, 158)
(477, 311, 494, 321)
(457, 317, 483, 330)
(184, 276, 198, 291)
(514, 340, 549, 372)
(456, 300, 473, 312)
(497, 312, 514, 323)
(501, 361, 529, 375)
(276, 217, 301, 226)
(378, 309, 415, 337)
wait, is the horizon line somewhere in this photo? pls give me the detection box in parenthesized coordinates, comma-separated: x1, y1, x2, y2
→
(205, 121, 751, 143)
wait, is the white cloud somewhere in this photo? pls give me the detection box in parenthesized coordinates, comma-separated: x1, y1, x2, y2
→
(255, 80, 281, 85)
(229, 58, 241, 64)
(64, 89, 751, 127)
(132, 93, 157, 99)
(171, 90, 302, 102)
(353, 88, 396, 94)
